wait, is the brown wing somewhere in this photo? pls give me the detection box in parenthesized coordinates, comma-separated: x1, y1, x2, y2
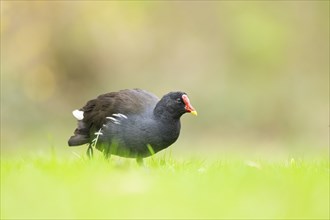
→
(68, 89, 159, 146)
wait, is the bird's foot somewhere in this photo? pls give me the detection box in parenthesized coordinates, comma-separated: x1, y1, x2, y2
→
(86, 145, 93, 159)
(136, 157, 144, 166)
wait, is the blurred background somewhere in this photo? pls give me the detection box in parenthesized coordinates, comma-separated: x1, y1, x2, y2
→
(1, 1, 329, 158)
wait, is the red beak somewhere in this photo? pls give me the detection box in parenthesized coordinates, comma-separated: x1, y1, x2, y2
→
(182, 94, 197, 116)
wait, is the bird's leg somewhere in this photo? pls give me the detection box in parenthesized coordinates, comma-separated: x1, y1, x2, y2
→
(136, 157, 144, 166)
(86, 144, 93, 159)
(103, 145, 111, 160)
(104, 152, 111, 160)
(88, 128, 102, 159)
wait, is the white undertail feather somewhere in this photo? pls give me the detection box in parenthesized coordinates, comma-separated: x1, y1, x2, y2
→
(72, 110, 84, 120)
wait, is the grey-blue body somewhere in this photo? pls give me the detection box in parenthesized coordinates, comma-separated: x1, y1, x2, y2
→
(98, 113, 181, 158)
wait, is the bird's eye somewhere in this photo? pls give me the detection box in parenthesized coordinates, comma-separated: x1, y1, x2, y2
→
(176, 98, 182, 103)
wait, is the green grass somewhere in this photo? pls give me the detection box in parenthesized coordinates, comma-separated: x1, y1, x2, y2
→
(1, 153, 329, 219)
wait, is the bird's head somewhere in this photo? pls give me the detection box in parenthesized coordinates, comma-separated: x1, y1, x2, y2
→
(154, 91, 197, 119)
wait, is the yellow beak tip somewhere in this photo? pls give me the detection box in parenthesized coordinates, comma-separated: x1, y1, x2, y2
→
(190, 111, 198, 116)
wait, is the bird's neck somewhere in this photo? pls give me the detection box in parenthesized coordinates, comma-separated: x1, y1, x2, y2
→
(153, 103, 182, 121)
(150, 119, 181, 152)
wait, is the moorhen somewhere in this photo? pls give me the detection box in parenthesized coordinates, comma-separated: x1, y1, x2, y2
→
(68, 89, 197, 163)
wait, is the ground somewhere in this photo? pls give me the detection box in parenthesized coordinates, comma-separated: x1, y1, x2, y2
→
(1, 152, 329, 219)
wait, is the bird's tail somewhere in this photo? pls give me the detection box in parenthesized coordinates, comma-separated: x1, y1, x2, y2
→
(68, 121, 90, 146)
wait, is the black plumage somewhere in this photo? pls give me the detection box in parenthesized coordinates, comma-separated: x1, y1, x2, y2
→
(68, 89, 197, 162)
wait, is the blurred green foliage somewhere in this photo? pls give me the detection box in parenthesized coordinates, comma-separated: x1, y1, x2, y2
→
(1, 156, 329, 219)
(1, 1, 329, 156)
